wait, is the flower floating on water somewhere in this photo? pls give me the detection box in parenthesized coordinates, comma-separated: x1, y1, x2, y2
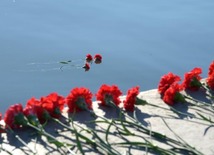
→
(66, 87, 93, 112)
(158, 72, 181, 96)
(85, 54, 93, 63)
(96, 84, 122, 107)
(182, 67, 202, 91)
(94, 54, 102, 64)
(60, 54, 102, 71)
(82, 63, 90, 71)
(163, 83, 185, 105)
(123, 86, 140, 112)
(41, 92, 65, 119)
(4, 104, 27, 129)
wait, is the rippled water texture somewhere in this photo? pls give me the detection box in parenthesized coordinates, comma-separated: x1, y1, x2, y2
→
(0, 0, 214, 112)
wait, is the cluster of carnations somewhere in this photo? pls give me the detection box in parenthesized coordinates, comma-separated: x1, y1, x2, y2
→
(59, 54, 102, 72)
(83, 54, 102, 71)
(158, 61, 214, 105)
(0, 84, 140, 132)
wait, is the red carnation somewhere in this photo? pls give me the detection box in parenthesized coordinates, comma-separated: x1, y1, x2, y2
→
(96, 84, 122, 106)
(24, 97, 49, 124)
(206, 72, 214, 90)
(4, 104, 27, 129)
(41, 92, 65, 118)
(163, 83, 185, 105)
(0, 113, 5, 133)
(86, 54, 93, 63)
(182, 67, 202, 91)
(66, 87, 93, 112)
(208, 61, 214, 76)
(83, 63, 90, 71)
(94, 54, 102, 64)
(158, 72, 181, 96)
(123, 86, 140, 112)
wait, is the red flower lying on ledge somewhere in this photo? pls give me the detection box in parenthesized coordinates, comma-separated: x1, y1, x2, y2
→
(163, 83, 185, 105)
(0, 113, 5, 133)
(182, 67, 202, 91)
(207, 61, 214, 90)
(208, 61, 214, 76)
(207, 74, 214, 90)
(123, 86, 140, 112)
(66, 87, 93, 112)
(4, 104, 25, 129)
(24, 97, 50, 124)
(41, 92, 65, 119)
(158, 72, 181, 96)
(96, 84, 122, 107)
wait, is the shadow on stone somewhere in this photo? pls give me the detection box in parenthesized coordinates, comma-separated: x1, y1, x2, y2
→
(126, 107, 151, 127)
(185, 89, 212, 104)
(169, 102, 193, 119)
(97, 104, 121, 120)
(68, 111, 97, 130)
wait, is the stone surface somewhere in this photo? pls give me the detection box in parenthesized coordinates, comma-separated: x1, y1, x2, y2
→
(0, 88, 214, 155)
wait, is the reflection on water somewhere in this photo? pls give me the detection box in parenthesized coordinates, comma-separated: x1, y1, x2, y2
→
(0, 0, 214, 112)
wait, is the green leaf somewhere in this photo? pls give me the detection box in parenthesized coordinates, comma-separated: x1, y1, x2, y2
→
(190, 77, 202, 87)
(105, 120, 115, 144)
(47, 136, 64, 147)
(197, 112, 214, 123)
(174, 92, 186, 103)
(27, 115, 40, 126)
(72, 122, 85, 155)
(14, 113, 28, 126)
(135, 97, 148, 105)
(59, 61, 69, 64)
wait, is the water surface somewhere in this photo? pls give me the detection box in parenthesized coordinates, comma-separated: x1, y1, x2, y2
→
(0, 0, 214, 113)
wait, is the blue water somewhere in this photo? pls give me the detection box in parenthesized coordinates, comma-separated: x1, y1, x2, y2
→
(0, 0, 214, 113)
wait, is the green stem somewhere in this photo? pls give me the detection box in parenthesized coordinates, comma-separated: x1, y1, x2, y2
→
(7, 127, 36, 154)
(184, 95, 213, 107)
(52, 118, 121, 155)
(52, 118, 95, 145)
(113, 141, 176, 155)
(26, 122, 75, 154)
(161, 118, 204, 155)
(137, 99, 214, 125)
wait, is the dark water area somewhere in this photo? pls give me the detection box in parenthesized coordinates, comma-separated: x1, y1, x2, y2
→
(0, 0, 214, 113)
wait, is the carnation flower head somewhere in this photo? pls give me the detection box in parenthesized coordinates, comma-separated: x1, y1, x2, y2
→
(182, 67, 202, 91)
(123, 86, 140, 112)
(41, 92, 65, 118)
(4, 104, 27, 129)
(0, 113, 5, 133)
(24, 97, 50, 124)
(94, 54, 102, 64)
(163, 83, 185, 105)
(85, 54, 93, 63)
(208, 61, 214, 76)
(83, 63, 90, 71)
(158, 72, 181, 96)
(96, 84, 122, 107)
(206, 72, 214, 90)
(66, 87, 93, 112)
